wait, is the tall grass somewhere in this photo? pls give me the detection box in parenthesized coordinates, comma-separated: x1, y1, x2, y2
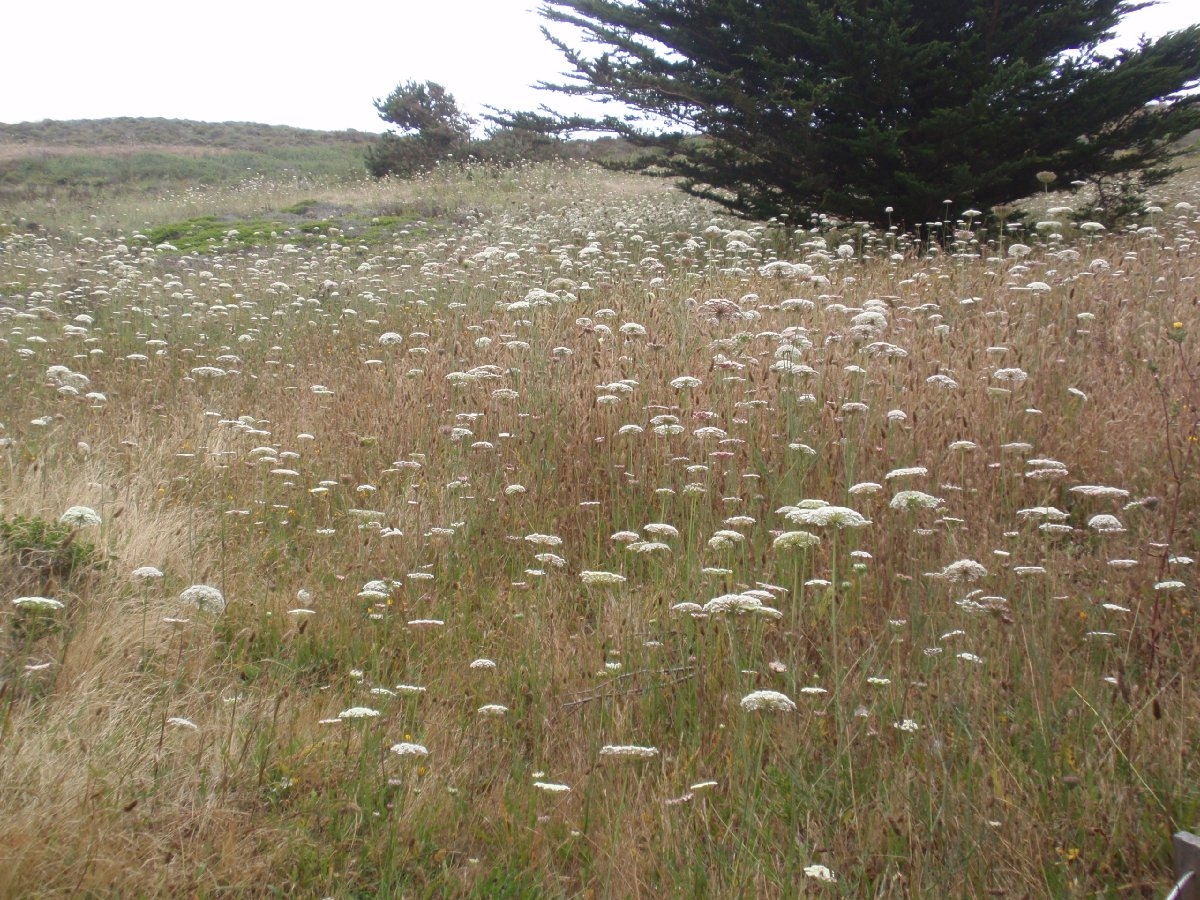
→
(0, 158, 1196, 897)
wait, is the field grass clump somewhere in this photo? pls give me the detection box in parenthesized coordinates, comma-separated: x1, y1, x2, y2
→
(0, 153, 1197, 897)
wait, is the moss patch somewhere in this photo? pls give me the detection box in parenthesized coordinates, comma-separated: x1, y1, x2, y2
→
(142, 216, 291, 253)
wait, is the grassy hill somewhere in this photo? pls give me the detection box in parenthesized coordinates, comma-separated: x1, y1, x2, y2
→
(0, 117, 379, 200)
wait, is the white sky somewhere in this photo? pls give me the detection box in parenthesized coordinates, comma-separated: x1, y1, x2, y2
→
(2, 0, 1197, 133)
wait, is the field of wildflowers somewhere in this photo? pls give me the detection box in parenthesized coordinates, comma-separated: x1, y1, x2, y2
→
(1, 157, 1197, 896)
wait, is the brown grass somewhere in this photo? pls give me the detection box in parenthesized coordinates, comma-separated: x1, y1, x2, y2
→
(0, 160, 1197, 896)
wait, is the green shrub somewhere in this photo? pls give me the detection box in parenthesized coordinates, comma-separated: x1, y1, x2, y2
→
(0, 513, 102, 586)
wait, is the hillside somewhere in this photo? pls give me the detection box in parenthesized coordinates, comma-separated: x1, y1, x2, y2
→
(0, 117, 379, 198)
(0, 116, 378, 151)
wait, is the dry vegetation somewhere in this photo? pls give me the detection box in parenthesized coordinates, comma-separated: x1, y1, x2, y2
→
(0, 156, 1197, 898)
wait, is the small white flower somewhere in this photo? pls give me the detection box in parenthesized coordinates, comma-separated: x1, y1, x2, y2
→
(1069, 485, 1130, 500)
(848, 482, 882, 495)
(804, 864, 837, 883)
(179, 584, 225, 614)
(131, 566, 164, 579)
(338, 707, 380, 719)
(60, 505, 102, 527)
(889, 490, 943, 511)
(740, 690, 797, 712)
(477, 704, 509, 717)
(533, 781, 571, 793)
(391, 742, 429, 757)
(643, 522, 680, 538)
(1087, 514, 1125, 534)
(773, 530, 821, 550)
(628, 541, 672, 554)
(599, 744, 659, 758)
(785, 505, 870, 529)
(581, 570, 626, 586)
(927, 559, 987, 582)
(13, 596, 65, 611)
(885, 466, 928, 481)
(1017, 507, 1069, 522)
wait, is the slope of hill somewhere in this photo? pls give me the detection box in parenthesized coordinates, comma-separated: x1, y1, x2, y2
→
(0, 117, 379, 198)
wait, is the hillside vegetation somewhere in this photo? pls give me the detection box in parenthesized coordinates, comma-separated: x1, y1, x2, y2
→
(0, 141, 1197, 897)
(0, 117, 377, 202)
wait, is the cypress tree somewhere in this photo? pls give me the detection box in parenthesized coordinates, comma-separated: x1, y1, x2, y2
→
(509, 0, 1200, 226)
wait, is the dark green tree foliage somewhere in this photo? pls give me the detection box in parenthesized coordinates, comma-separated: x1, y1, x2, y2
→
(512, 0, 1200, 225)
(367, 81, 475, 177)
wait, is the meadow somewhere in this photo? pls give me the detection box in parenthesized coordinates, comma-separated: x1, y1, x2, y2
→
(0, 145, 1197, 897)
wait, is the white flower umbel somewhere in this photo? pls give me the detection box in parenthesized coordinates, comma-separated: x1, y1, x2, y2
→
(1069, 485, 1130, 500)
(581, 570, 626, 586)
(1087, 514, 1125, 534)
(599, 744, 659, 759)
(390, 742, 429, 757)
(179, 584, 226, 614)
(740, 690, 797, 712)
(773, 530, 821, 550)
(13, 596, 65, 611)
(804, 864, 837, 883)
(926, 559, 988, 582)
(60, 505, 102, 527)
(784, 505, 871, 529)
(1017, 506, 1069, 522)
(338, 707, 380, 719)
(889, 490, 943, 511)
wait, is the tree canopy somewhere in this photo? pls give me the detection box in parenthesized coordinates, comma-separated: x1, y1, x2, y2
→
(366, 80, 476, 177)
(505, 0, 1200, 226)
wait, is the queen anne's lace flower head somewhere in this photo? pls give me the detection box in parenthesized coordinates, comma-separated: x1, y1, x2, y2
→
(740, 690, 797, 712)
(391, 742, 429, 757)
(60, 506, 102, 527)
(889, 490, 943, 511)
(179, 584, 226, 614)
(785, 505, 870, 528)
(927, 559, 988, 582)
(773, 530, 821, 550)
(13, 596, 65, 611)
(599, 744, 659, 758)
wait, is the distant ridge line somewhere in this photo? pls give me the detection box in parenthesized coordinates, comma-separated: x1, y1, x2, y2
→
(0, 117, 380, 152)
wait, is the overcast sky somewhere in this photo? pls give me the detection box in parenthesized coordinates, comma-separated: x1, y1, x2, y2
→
(2, 0, 1197, 133)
